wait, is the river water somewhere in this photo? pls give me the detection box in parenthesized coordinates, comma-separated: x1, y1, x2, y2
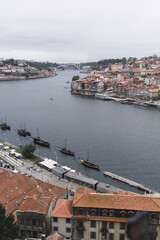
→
(1, 70, 160, 192)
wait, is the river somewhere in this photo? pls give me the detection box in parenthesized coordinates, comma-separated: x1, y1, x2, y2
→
(1, 70, 160, 192)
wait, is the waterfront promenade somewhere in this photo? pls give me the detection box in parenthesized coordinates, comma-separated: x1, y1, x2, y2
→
(0, 143, 79, 191)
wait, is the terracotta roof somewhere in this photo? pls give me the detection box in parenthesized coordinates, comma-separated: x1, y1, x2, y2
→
(46, 232, 65, 240)
(17, 196, 52, 214)
(51, 199, 72, 218)
(73, 190, 160, 212)
(0, 169, 66, 215)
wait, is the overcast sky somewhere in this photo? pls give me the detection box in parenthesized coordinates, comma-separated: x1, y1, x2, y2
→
(0, 0, 160, 63)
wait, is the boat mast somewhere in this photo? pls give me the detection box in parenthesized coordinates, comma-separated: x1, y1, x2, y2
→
(65, 138, 67, 149)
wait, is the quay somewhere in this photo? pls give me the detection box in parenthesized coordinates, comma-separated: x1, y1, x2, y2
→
(103, 171, 155, 193)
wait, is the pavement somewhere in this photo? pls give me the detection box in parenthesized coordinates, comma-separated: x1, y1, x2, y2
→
(0, 147, 79, 191)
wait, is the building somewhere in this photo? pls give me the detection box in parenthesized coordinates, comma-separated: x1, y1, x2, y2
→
(17, 196, 54, 238)
(51, 199, 72, 239)
(72, 186, 160, 240)
(0, 169, 67, 238)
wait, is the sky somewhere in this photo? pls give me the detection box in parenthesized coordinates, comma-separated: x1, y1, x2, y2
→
(0, 0, 160, 63)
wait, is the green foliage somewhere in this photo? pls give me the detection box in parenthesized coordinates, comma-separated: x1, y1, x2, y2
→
(26, 61, 58, 70)
(0, 203, 19, 240)
(21, 144, 36, 159)
(72, 75, 79, 81)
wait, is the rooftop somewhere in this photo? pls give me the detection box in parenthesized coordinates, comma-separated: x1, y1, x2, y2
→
(0, 169, 66, 215)
(51, 199, 72, 218)
(73, 187, 160, 212)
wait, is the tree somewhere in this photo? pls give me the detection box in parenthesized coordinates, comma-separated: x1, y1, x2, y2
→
(21, 144, 36, 159)
(0, 203, 19, 240)
(72, 75, 79, 81)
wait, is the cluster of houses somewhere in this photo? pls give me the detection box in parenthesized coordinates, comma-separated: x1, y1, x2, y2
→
(0, 59, 55, 81)
(1, 168, 160, 240)
(71, 57, 160, 101)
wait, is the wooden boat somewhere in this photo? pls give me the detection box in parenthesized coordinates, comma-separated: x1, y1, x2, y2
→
(59, 139, 74, 156)
(0, 118, 11, 130)
(17, 123, 31, 137)
(80, 158, 100, 170)
(79, 151, 100, 170)
(33, 129, 50, 147)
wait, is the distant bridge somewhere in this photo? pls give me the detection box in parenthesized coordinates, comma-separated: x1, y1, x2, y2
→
(61, 63, 81, 70)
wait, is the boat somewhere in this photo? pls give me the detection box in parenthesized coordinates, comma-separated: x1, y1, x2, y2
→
(33, 129, 50, 147)
(17, 123, 31, 137)
(66, 81, 70, 84)
(94, 93, 109, 101)
(0, 118, 11, 130)
(80, 158, 100, 170)
(50, 97, 54, 100)
(59, 139, 75, 156)
(79, 151, 100, 170)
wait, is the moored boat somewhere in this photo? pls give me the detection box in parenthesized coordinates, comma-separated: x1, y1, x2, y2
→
(17, 123, 31, 137)
(59, 139, 75, 156)
(33, 137, 50, 147)
(80, 158, 100, 170)
(33, 129, 50, 147)
(0, 118, 11, 130)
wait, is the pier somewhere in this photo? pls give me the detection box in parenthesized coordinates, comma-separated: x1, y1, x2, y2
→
(103, 171, 155, 193)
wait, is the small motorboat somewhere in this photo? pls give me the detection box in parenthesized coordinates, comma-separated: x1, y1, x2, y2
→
(50, 97, 54, 100)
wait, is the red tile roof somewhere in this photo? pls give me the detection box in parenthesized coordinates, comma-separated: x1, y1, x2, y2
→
(46, 232, 65, 240)
(73, 188, 160, 212)
(0, 169, 66, 215)
(17, 196, 52, 214)
(51, 199, 72, 218)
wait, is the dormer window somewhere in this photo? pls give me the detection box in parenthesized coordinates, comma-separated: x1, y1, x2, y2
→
(120, 211, 126, 217)
(109, 210, 115, 217)
(78, 208, 85, 215)
(128, 211, 134, 217)
(90, 208, 97, 216)
(102, 209, 108, 216)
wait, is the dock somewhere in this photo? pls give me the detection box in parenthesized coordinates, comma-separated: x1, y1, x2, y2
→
(103, 171, 155, 193)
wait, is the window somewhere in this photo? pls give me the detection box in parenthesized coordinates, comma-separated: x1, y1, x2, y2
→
(78, 220, 83, 228)
(102, 209, 108, 216)
(66, 218, 71, 224)
(26, 218, 31, 226)
(102, 221, 107, 228)
(53, 226, 58, 232)
(102, 233, 107, 239)
(128, 211, 134, 217)
(119, 234, 125, 240)
(109, 210, 115, 217)
(90, 208, 97, 216)
(66, 227, 71, 233)
(32, 219, 36, 226)
(53, 217, 58, 222)
(78, 208, 85, 215)
(109, 233, 114, 240)
(120, 211, 126, 217)
(109, 222, 114, 229)
(91, 220, 96, 228)
(90, 232, 96, 239)
(20, 217, 25, 225)
(38, 219, 43, 227)
(120, 222, 125, 230)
